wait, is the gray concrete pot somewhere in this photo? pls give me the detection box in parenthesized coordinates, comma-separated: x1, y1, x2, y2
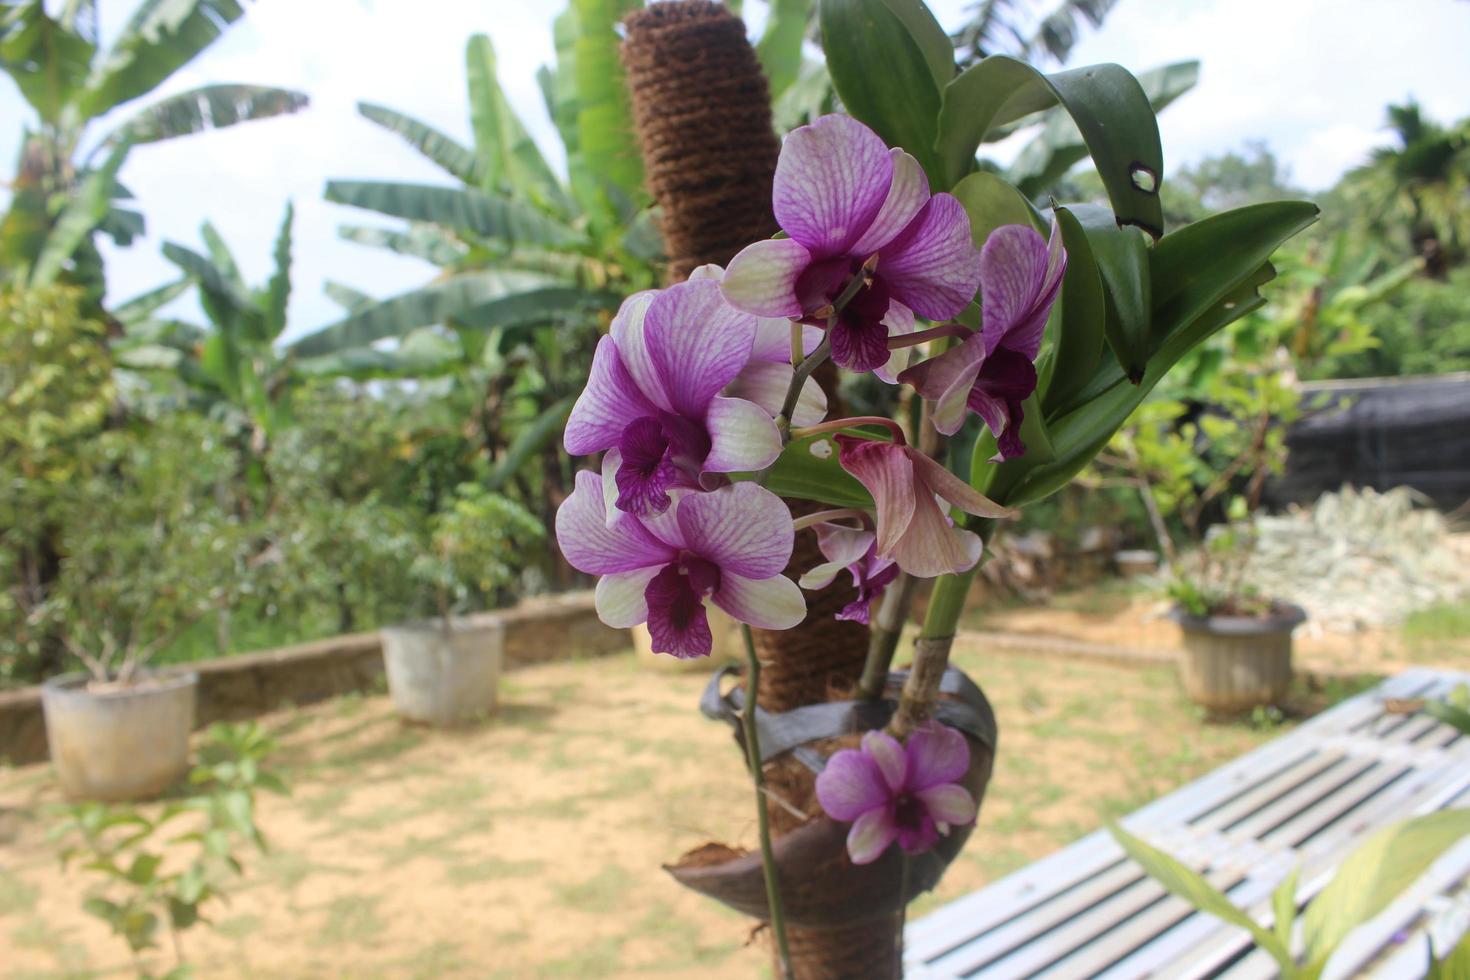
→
(1170, 603, 1308, 713)
(41, 671, 197, 801)
(381, 618, 504, 727)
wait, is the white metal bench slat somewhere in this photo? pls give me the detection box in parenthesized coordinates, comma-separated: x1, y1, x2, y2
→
(905, 668, 1470, 979)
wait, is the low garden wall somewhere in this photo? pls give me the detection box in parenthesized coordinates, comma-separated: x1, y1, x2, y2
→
(0, 591, 624, 766)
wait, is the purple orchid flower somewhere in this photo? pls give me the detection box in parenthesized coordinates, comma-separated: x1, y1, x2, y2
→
(554, 471, 805, 658)
(815, 723, 978, 864)
(688, 263, 830, 425)
(797, 523, 898, 625)
(835, 435, 1013, 579)
(721, 114, 981, 375)
(899, 221, 1067, 459)
(564, 279, 791, 518)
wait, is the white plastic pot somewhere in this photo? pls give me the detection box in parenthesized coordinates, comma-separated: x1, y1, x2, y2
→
(381, 618, 504, 726)
(41, 671, 198, 801)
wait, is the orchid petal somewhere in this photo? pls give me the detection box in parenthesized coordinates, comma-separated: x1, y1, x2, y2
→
(711, 572, 806, 629)
(813, 523, 877, 572)
(723, 361, 828, 428)
(750, 314, 823, 363)
(564, 336, 660, 455)
(609, 290, 668, 412)
(851, 149, 930, 256)
(645, 565, 715, 659)
(722, 238, 812, 318)
(905, 722, 972, 790)
(895, 812, 940, 856)
(829, 313, 893, 374)
(836, 437, 916, 559)
(879, 194, 982, 320)
(862, 731, 908, 793)
(847, 807, 899, 865)
(676, 482, 794, 579)
(889, 492, 983, 578)
(915, 783, 977, 827)
(555, 471, 675, 574)
(686, 263, 723, 281)
(871, 300, 916, 385)
(908, 449, 1016, 519)
(898, 334, 985, 436)
(797, 560, 842, 591)
(815, 748, 890, 822)
(644, 280, 758, 419)
(980, 223, 1064, 360)
(773, 114, 893, 257)
(702, 396, 783, 474)
(594, 567, 660, 628)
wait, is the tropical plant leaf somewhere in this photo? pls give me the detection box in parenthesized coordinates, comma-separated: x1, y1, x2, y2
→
(486, 396, 576, 491)
(263, 202, 292, 341)
(951, 170, 1046, 246)
(819, 0, 944, 182)
(323, 280, 374, 314)
(30, 138, 133, 286)
(80, 0, 247, 121)
(324, 180, 581, 249)
(1424, 699, 1470, 736)
(1302, 810, 1470, 969)
(1042, 203, 1105, 413)
(1108, 822, 1295, 971)
(97, 205, 145, 246)
(938, 56, 1164, 232)
(876, 0, 952, 93)
(1429, 933, 1470, 980)
(570, 0, 645, 211)
(1272, 864, 1301, 954)
(772, 58, 835, 132)
(292, 327, 463, 379)
(358, 101, 481, 185)
(200, 220, 242, 291)
(453, 286, 621, 332)
(286, 271, 553, 356)
(112, 277, 190, 324)
(465, 33, 569, 213)
(105, 84, 307, 145)
(161, 240, 251, 314)
(336, 223, 468, 267)
(0, 2, 95, 123)
(756, 0, 811, 99)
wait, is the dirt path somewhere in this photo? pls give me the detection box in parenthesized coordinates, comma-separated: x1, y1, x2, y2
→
(2, 644, 1305, 979)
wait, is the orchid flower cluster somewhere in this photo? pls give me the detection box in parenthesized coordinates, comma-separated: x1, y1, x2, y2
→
(554, 113, 1066, 860)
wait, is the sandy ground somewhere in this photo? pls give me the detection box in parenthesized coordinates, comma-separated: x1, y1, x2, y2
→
(1, 642, 1321, 979)
(971, 591, 1470, 678)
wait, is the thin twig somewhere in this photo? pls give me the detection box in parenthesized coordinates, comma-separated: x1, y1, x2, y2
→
(740, 625, 792, 978)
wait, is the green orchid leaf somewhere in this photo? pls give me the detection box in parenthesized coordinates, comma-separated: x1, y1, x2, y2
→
(1068, 203, 1151, 383)
(950, 171, 1046, 248)
(1272, 864, 1301, 953)
(1302, 810, 1470, 968)
(1042, 204, 1106, 414)
(1424, 699, 1470, 736)
(762, 434, 874, 510)
(1109, 821, 1295, 972)
(757, 0, 812, 99)
(937, 56, 1164, 232)
(819, 0, 943, 182)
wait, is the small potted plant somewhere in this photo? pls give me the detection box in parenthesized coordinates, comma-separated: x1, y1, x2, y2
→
(38, 419, 250, 801)
(380, 484, 543, 726)
(1167, 499, 1307, 714)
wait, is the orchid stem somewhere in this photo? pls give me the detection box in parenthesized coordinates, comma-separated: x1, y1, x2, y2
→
(776, 337, 831, 438)
(789, 415, 906, 445)
(886, 322, 973, 350)
(890, 518, 998, 736)
(791, 508, 869, 532)
(857, 571, 918, 701)
(741, 624, 792, 978)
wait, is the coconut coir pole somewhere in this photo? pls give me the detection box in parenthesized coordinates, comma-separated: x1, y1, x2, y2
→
(623, 7, 891, 979)
(621, 1, 871, 717)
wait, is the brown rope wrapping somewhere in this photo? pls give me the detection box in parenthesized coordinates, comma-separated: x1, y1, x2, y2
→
(780, 916, 904, 979)
(621, 1, 781, 282)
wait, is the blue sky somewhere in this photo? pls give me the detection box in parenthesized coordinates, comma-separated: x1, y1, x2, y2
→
(4, 0, 1468, 343)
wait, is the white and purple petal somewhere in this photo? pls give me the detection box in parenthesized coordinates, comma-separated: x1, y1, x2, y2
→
(644, 280, 759, 419)
(878, 194, 983, 320)
(889, 492, 984, 578)
(873, 300, 917, 385)
(850, 149, 930, 257)
(980, 221, 1066, 360)
(710, 572, 806, 630)
(904, 722, 972, 791)
(555, 471, 676, 575)
(915, 783, 977, 828)
(608, 289, 668, 411)
(675, 482, 795, 579)
(722, 238, 813, 319)
(701, 396, 783, 474)
(898, 334, 985, 436)
(594, 567, 660, 628)
(772, 114, 894, 258)
(724, 360, 828, 428)
(564, 336, 660, 455)
(862, 731, 908, 793)
(815, 747, 891, 823)
(835, 437, 917, 559)
(847, 807, 899, 865)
